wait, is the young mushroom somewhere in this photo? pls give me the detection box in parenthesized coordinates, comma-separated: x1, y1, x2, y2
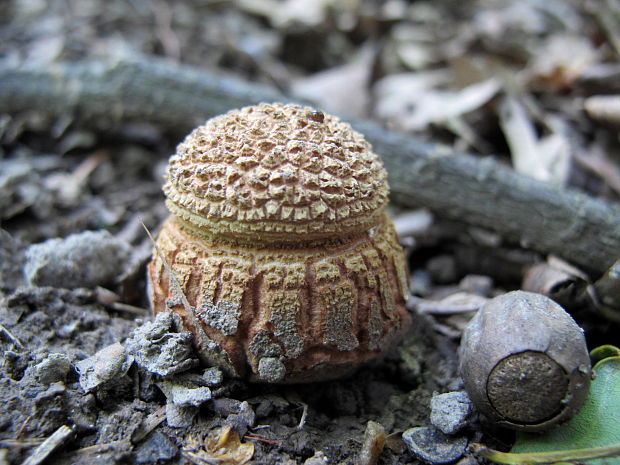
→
(147, 103, 411, 383)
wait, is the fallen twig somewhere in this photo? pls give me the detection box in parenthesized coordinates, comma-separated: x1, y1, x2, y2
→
(0, 438, 43, 448)
(65, 440, 131, 457)
(21, 425, 74, 465)
(131, 406, 167, 444)
(1, 58, 619, 274)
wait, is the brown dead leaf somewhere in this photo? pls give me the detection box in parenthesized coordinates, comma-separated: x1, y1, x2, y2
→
(182, 425, 255, 465)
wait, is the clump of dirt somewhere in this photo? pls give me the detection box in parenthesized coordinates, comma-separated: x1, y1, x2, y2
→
(0, 283, 457, 464)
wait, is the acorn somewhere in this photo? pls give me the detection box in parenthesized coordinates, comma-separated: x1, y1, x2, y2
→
(147, 103, 411, 383)
(459, 291, 591, 431)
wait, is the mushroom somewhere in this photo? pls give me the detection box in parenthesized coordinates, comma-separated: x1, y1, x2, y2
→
(147, 103, 411, 383)
(459, 291, 591, 431)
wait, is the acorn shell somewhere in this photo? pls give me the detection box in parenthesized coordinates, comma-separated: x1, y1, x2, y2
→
(164, 103, 389, 244)
(459, 291, 591, 431)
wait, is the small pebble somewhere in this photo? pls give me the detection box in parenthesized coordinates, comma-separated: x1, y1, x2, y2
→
(212, 398, 243, 415)
(125, 312, 199, 377)
(134, 431, 178, 464)
(202, 367, 223, 386)
(157, 377, 213, 428)
(157, 380, 212, 407)
(430, 391, 473, 434)
(75, 342, 133, 392)
(165, 404, 198, 428)
(403, 426, 468, 464)
(24, 230, 130, 288)
(226, 400, 256, 438)
(34, 353, 72, 384)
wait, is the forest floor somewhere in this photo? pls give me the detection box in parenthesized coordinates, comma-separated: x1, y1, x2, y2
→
(1, 1, 619, 464)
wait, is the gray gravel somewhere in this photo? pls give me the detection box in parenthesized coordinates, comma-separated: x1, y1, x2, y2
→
(402, 426, 468, 464)
(430, 391, 473, 434)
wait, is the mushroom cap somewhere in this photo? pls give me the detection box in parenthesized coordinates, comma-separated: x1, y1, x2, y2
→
(164, 103, 389, 244)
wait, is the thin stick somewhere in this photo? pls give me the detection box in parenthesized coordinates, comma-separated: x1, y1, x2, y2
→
(21, 425, 74, 465)
(0, 323, 24, 350)
(131, 406, 167, 444)
(67, 440, 131, 456)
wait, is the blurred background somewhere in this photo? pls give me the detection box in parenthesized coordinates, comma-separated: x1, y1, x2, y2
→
(2, 0, 620, 201)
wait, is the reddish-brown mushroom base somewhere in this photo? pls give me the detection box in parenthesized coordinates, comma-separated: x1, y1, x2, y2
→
(148, 215, 411, 383)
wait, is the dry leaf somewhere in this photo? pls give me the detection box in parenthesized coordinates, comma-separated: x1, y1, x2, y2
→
(522, 256, 588, 307)
(526, 34, 598, 90)
(357, 420, 386, 465)
(412, 292, 488, 315)
(182, 426, 255, 465)
(499, 96, 570, 185)
(375, 72, 499, 130)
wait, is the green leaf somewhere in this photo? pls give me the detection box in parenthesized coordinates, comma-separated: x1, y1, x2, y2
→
(509, 352, 620, 465)
(590, 345, 620, 367)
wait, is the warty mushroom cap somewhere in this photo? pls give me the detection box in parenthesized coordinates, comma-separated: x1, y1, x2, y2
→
(164, 102, 389, 245)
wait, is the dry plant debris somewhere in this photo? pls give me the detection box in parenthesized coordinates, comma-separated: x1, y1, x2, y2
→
(182, 426, 254, 465)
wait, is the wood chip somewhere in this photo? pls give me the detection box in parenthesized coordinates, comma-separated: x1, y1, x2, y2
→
(131, 406, 167, 444)
(21, 425, 74, 465)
